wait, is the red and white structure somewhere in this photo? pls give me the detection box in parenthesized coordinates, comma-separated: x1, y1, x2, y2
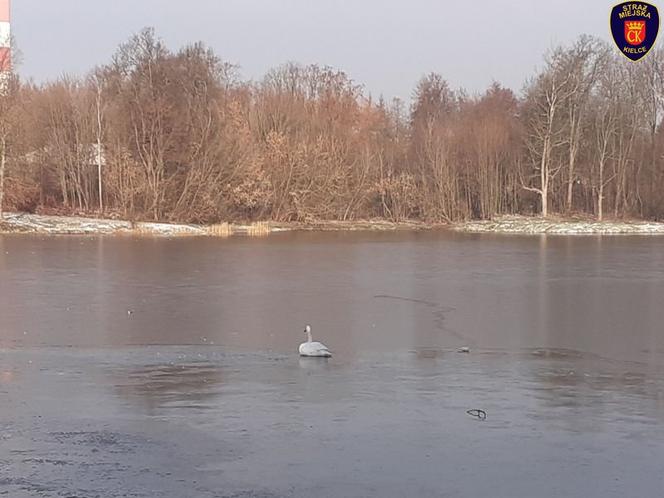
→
(0, 0, 10, 74)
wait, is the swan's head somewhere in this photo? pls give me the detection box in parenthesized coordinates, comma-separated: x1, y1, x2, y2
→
(304, 325, 311, 334)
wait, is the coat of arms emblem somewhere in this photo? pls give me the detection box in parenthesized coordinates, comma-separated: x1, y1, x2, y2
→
(610, 2, 660, 61)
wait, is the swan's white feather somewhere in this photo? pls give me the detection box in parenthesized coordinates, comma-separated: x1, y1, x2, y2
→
(299, 341, 331, 357)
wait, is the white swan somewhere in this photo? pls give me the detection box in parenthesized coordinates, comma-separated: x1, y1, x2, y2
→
(299, 325, 332, 357)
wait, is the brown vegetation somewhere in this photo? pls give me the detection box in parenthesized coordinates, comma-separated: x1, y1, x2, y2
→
(1, 29, 664, 223)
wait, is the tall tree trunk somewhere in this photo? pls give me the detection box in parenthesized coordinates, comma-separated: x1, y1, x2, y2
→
(598, 152, 605, 221)
(541, 136, 550, 218)
(96, 86, 104, 213)
(566, 150, 575, 212)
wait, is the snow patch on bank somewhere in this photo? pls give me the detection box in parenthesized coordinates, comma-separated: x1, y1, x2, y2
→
(0, 213, 207, 236)
(455, 215, 664, 235)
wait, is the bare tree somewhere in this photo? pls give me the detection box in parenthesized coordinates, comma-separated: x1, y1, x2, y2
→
(522, 58, 573, 217)
(90, 71, 106, 213)
(633, 49, 664, 218)
(558, 36, 609, 213)
(590, 97, 616, 221)
(4, 29, 664, 224)
(0, 71, 18, 218)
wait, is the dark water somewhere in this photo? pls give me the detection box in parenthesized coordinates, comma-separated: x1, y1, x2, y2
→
(1, 232, 663, 497)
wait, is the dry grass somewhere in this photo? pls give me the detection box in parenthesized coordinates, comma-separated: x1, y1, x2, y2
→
(207, 221, 271, 237)
(246, 221, 270, 237)
(207, 222, 232, 237)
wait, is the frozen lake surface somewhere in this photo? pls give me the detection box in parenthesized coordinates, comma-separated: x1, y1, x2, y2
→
(1, 232, 663, 497)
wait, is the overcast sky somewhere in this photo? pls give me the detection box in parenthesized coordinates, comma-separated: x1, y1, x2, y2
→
(15, 0, 612, 99)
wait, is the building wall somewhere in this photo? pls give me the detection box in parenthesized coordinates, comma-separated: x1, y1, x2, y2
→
(0, 0, 9, 72)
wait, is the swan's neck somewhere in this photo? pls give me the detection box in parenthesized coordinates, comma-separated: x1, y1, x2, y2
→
(306, 330, 313, 343)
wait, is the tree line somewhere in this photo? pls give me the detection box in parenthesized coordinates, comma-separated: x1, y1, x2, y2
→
(1, 30, 663, 223)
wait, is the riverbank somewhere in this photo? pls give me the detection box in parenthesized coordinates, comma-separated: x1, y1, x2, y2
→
(4, 212, 664, 237)
(455, 215, 664, 234)
(0, 212, 435, 236)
